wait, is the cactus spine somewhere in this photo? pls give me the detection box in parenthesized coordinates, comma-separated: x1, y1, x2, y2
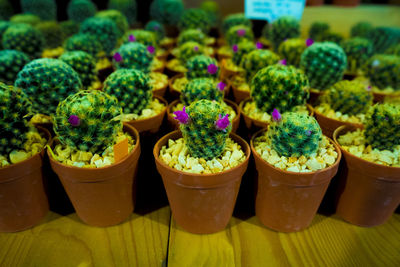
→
(180, 78, 223, 106)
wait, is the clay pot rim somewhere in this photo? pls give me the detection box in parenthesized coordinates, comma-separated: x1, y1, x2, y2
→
(311, 105, 364, 129)
(250, 128, 342, 178)
(153, 130, 251, 178)
(125, 95, 168, 125)
(47, 123, 140, 172)
(372, 90, 400, 97)
(166, 59, 187, 75)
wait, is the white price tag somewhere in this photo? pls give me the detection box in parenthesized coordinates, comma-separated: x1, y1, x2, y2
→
(245, 0, 306, 22)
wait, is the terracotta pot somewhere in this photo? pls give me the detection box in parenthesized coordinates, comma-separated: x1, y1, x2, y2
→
(251, 129, 342, 232)
(0, 126, 51, 232)
(152, 82, 169, 98)
(220, 59, 242, 81)
(333, 0, 360, 6)
(308, 88, 323, 105)
(333, 126, 400, 227)
(152, 60, 166, 73)
(154, 131, 250, 234)
(343, 72, 358, 81)
(165, 62, 186, 78)
(97, 57, 115, 82)
(306, 0, 324, 6)
(126, 96, 167, 134)
(164, 25, 179, 38)
(373, 91, 400, 103)
(156, 50, 169, 62)
(217, 38, 226, 47)
(231, 81, 250, 104)
(166, 99, 240, 133)
(160, 38, 176, 50)
(48, 124, 141, 227)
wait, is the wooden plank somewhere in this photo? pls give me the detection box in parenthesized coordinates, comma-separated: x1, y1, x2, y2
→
(0, 207, 171, 267)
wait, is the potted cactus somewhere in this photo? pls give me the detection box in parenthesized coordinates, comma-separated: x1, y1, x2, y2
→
(166, 41, 206, 77)
(341, 37, 373, 79)
(0, 50, 30, 85)
(278, 38, 312, 68)
(48, 90, 141, 226)
(9, 14, 41, 26)
(251, 111, 341, 232)
(178, 8, 212, 34)
(35, 21, 64, 58)
(264, 16, 300, 51)
(60, 21, 80, 39)
(308, 22, 330, 42)
(67, 0, 97, 23)
(0, 83, 50, 232)
(333, 103, 400, 227)
(171, 29, 215, 58)
(350, 22, 373, 39)
(149, 0, 184, 37)
(366, 27, 400, 54)
(108, 0, 137, 27)
(154, 99, 250, 234)
(217, 25, 254, 61)
(221, 13, 252, 47)
(95, 9, 128, 39)
(21, 0, 56, 21)
(145, 20, 175, 50)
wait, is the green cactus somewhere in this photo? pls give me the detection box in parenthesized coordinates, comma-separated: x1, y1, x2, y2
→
(308, 22, 329, 41)
(200, 0, 219, 27)
(0, 0, 13, 20)
(0, 21, 11, 49)
(341, 37, 373, 73)
(300, 42, 347, 90)
(350, 22, 373, 38)
(108, 0, 137, 26)
(186, 55, 219, 80)
(241, 49, 280, 82)
(226, 25, 254, 46)
(80, 17, 119, 54)
(60, 20, 80, 39)
(35, 21, 63, 48)
(178, 8, 211, 33)
(113, 42, 154, 73)
(179, 99, 231, 160)
(53, 90, 123, 154)
(145, 20, 165, 42)
(366, 27, 400, 53)
(9, 14, 41, 26)
(320, 80, 373, 115)
(103, 69, 152, 115)
(0, 83, 32, 154)
(222, 13, 251, 35)
(60, 51, 97, 89)
(150, 0, 184, 25)
(178, 42, 205, 63)
(124, 29, 157, 47)
(21, 0, 56, 21)
(267, 112, 322, 157)
(181, 78, 223, 106)
(364, 54, 400, 90)
(232, 40, 256, 66)
(2, 24, 44, 58)
(67, 0, 97, 23)
(277, 38, 307, 67)
(385, 43, 400, 56)
(251, 64, 309, 114)
(267, 16, 300, 50)
(0, 50, 30, 85)
(15, 58, 82, 116)
(364, 103, 400, 151)
(96, 10, 128, 38)
(321, 32, 344, 45)
(64, 33, 102, 58)
(177, 29, 206, 47)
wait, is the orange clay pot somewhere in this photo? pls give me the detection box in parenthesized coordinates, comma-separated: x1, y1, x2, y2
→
(165, 61, 186, 78)
(220, 59, 242, 81)
(0, 126, 51, 232)
(373, 91, 400, 103)
(166, 99, 240, 133)
(48, 124, 141, 227)
(333, 125, 400, 227)
(308, 88, 324, 105)
(154, 130, 250, 234)
(125, 96, 167, 134)
(251, 128, 341, 232)
(152, 60, 166, 73)
(231, 81, 250, 104)
(152, 81, 169, 98)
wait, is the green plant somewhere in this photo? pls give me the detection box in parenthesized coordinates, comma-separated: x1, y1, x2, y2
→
(385, 44, 400, 56)
(150, 0, 184, 25)
(177, 29, 206, 47)
(178, 41, 205, 63)
(181, 78, 223, 106)
(277, 38, 307, 67)
(9, 14, 41, 26)
(300, 42, 347, 90)
(96, 9, 128, 38)
(145, 20, 165, 42)
(60, 20, 80, 39)
(113, 42, 154, 73)
(341, 37, 373, 73)
(267, 16, 300, 50)
(0, 0, 13, 20)
(267, 111, 322, 157)
(251, 64, 309, 114)
(321, 32, 344, 45)
(200, 0, 219, 27)
(103, 69, 152, 115)
(0, 21, 11, 49)
(350, 22, 373, 38)
(64, 33, 103, 58)
(364, 54, 400, 90)
(67, 0, 97, 23)
(174, 99, 231, 160)
(364, 103, 400, 151)
(366, 27, 400, 53)
(124, 29, 157, 47)
(320, 80, 373, 115)
(308, 22, 329, 41)
(225, 25, 254, 46)
(186, 55, 219, 80)
(0, 50, 30, 85)
(80, 17, 119, 54)
(108, 0, 137, 25)
(15, 58, 82, 116)
(35, 21, 63, 48)
(53, 90, 122, 153)
(60, 51, 97, 89)
(21, 0, 56, 21)
(222, 13, 251, 35)
(232, 40, 256, 66)
(2, 24, 44, 58)
(178, 8, 211, 33)
(241, 49, 280, 82)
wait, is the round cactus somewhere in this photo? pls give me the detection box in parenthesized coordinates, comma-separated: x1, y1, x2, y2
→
(113, 42, 154, 73)
(177, 29, 206, 47)
(64, 33, 102, 58)
(178, 8, 211, 33)
(226, 25, 254, 46)
(186, 55, 219, 80)
(53, 90, 123, 153)
(351, 22, 373, 38)
(178, 42, 205, 63)
(300, 42, 347, 90)
(0, 50, 30, 85)
(277, 38, 308, 67)
(80, 17, 119, 54)
(35, 21, 63, 48)
(60, 20, 80, 39)
(108, 0, 137, 26)
(181, 78, 224, 106)
(366, 27, 400, 53)
(341, 37, 373, 73)
(364, 54, 400, 90)
(267, 16, 300, 50)
(251, 64, 309, 114)
(232, 40, 256, 66)
(103, 69, 152, 115)
(0, 0, 14, 20)
(308, 21, 329, 42)
(145, 20, 165, 42)
(267, 111, 322, 157)
(241, 49, 280, 82)
(67, 0, 97, 23)
(96, 9, 128, 38)
(364, 103, 400, 151)
(222, 13, 251, 35)
(0, 21, 11, 50)
(2, 24, 44, 59)
(150, 0, 184, 25)
(9, 14, 41, 26)
(15, 58, 82, 116)
(385, 43, 400, 57)
(21, 0, 56, 21)
(60, 51, 97, 89)
(200, 0, 219, 27)
(124, 29, 157, 47)
(320, 32, 344, 45)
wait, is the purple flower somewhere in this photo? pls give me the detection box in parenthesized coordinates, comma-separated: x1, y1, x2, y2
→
(154, 25, 160, 30)
(217, 82, 226, 91)
(232, 44, 238, 53)
(279, 59, 287, 65)
(385, 116, 389, 121)
(306, 38, 314, 47)
(129, 34, 136, 42)
(256, 42, 263, 49)
(306, 130, 312, 136)
(194, 46, 199, 51)
(173, 106, 190, 124)
(237, 29, 246, 37)
(68, 115, 80, 127)
(367, 85, 372, 91)
(215, 114, 230, 131)
(113, 52, 122, 62)
(147, 45, 155, 54)
(272, 109, 281, 122)
(207, 63, 218, 75)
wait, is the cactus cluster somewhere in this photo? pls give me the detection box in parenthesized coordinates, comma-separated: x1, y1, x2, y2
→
(267, 111, 322, 157)
(9, 14, 41, 26)
(366, 27, 400, 53)
(2, 24, 44, 59)
(53, 90, 123, 153)
(300, 42, 347, 90)
(267, 16, 300, 50)
(222, 13, 251, 35)
(200, 0, 219, 27)
(0, 21, 10, 49)
(364, 54, 400, 90)
(145, 20, 165, 42)
(35, 21, 63, 48)
(364, 103, 400, 151)
(180, 78, 224, 106)
(67, 0, 97, 23)
(320, 80, 373, 115)
(113, 42, 154, 73)
(60, 20, 80, 39)
(341, 37, 373, 73)
(350, 22, 373, 38)
(124, 29, 157, 47)
(321, 32, 344, 44)
(21, 0, 56, 21)
(15, 58, 82, 116)
(241, 49, 280, 82)
(386, 43, 400, 56)
(80, 17, 119, 54)
(174, 99, 231, 160)
(64, 33, 102, 58)
(225, 25, 254, 46)
(186, 55, 219, 80)
(0, 0, 13, 20)
(308, 22, 329, 41)
(251, 64, 309, 114)
(150, 0, 184, 25)
(232, 40, 256, 66)
(96, 10, 128, 38)
(178, 42, 205, 63)
(103, 69, 152, 115)
(0, 83, 32, 154)
(108, 0, 137, 26)
(60, 51, 97, 89)
(177, 29, 206, 47)
(0, 50, 30, 85)
(178, 8, 211, 33)
(277, 38, 308, 67)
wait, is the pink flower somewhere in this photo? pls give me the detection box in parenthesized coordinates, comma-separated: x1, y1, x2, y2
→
(367, 85, 372, 91)
(207, 63, 218, 75)
(256, 42, 263, 49)
(306, 38, 314, 47)
(173, 106, 190, 124)
(215, 114, 230, 131)
(232, 44, 238, 52)
(279, 59, 287, 65)
(194, 46, 199, 51)
(147, 45, 155, 54)
(129, 34, 136, 42)
(272, 109, 281, 122)
(237, 29, 246, 36)
(68, 115, 80, 126)
(306, 130, 312, 136)
(217, 82, 226, 91)
(113, 52, 122, 62)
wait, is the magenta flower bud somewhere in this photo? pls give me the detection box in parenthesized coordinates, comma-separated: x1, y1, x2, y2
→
(68, 115, 80, 126)
(173, 106, 190, 124)
(256, 42, 263, 49)
(147, 45, 155, 54)
(113, 52, 122, 62)
(367, 85, 372, 91)
(232, 44, 238, 52)
(129, 34, 136, 42)
(237, 29, 246, 36)
(306, 38, 314, 47)
(217, 82, 226, 91)
(215, 114, 230, 131)
(207, 63, 218, 75)
(272, 108, 281, 122)
(306, 130, 312, 136)
(279, 59, 287, 65)
(194, 46, 199, 51)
